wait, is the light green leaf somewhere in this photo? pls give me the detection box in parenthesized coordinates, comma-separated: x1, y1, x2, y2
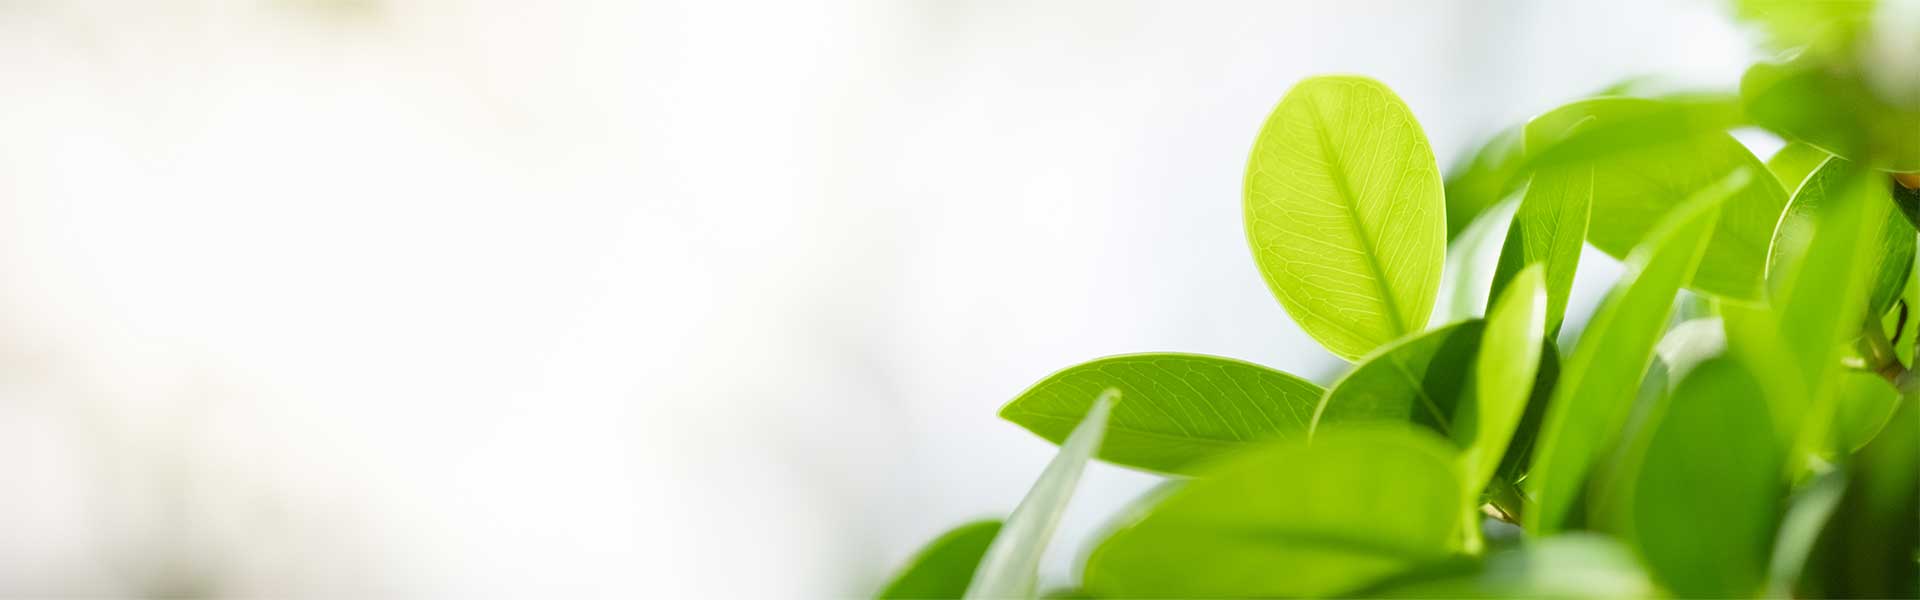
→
(1742, 56, 1920, 172)
(967, 390, 1116, 600)
(1766, 142, 1832, 192)
(1619, 358, 1782, 598)
(1462, 264, 1547, 505)
(878, 520, 1003, 599)
(999, 354, 1321, 475)
(1769, 155, 1916, 320)
(1444, 125, 1527, 240)
(1435, 196, 1518, 324)
(1489, 164, 1592, 333)
(1359, 534, 1656, 599)
(1733, 0, 1877, 53)
(1082, 426, 1463, 598)
(1524, 169, 1746, 535)
(1765, 471, 1846, 599)
(1246, 75, 1445, 361)
(1522, 98, 1787, 301)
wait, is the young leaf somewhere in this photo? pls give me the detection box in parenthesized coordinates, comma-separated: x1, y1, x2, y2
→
(1619, 358, 1783, 598)
(1082, 426, 1463, 598)
(1524, 169, 1747, 535)
(1488, 164, 1592, 333)
(878, 520, 1003, 600)
(999, 354, 1320, 475)
(966, 390, 1116, 600)
(1769, 155, 1916, 321)
(1521, 98, 1787, 301)
(1245, 75, 1445, 361)
(1357, 534, 1656, 599)
(1461, 264, 1547, 503)
(1312, 320, 1484, 437)
(1435, 197, 1518, 324)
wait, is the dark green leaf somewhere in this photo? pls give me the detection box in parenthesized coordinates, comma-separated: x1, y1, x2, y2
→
(1765, 471, 1846, 598)
(1798, 398, 1920, 598)
(1314, 320, 1484, 438)
(1000, 354, 1320, 475)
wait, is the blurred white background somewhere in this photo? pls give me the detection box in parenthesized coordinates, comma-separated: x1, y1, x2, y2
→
(0, 0, 1762, 596)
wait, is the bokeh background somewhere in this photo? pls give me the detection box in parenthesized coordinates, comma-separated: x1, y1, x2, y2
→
(0, 0, 1787, 596)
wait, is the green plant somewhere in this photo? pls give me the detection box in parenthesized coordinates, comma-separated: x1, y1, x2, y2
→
(880, 3, 1920, 598)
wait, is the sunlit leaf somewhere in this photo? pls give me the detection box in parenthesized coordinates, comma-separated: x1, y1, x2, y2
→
(1082, 427, 1462, 598)
(878, 520, 1003, 599)
(1314, 320, 1483, 437)
(1765, 142, 1832, 192)
(1246, 75, 1445, 360)
(1489, 164, 1592, 333)
(999, 354, 1320, 475)
(966, 390, 1116, 599)
(1436, 197, 1519, 324)
(1524, 169, 1746, 535)
(1770, 155, 1915, 320)
(1461, 264, 1547, 504)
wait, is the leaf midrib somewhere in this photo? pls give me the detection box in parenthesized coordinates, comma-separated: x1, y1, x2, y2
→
(1305, 91, 1410, 336)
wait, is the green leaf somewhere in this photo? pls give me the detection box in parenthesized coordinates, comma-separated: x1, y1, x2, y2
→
(967, 390, 1116, 600)
(1445, 125, 1527, 240)
(1520, 98, 1787, 301)
(878, 520, 1004, 599)
(1834, 370, 1901, 453)
(1462, 265, 1547, 504)
(1769, 155, 1916, 321)
(1313, 320, 1484, 438)
(1732, 0, 1877, 53)
(1246, 75, 1445, 360)
(1358, 534, 1656, 599)
(1436, 197, 1519, 324)
(1765, 471, 1846, 598)
(1619, 358, 1783, 598)
(1489, 164, 1592, 333)
(999, 354, 1321, 475)
(1765, 142, 1832, 192)
(1082, 427, 1463, 598)
(1798, 398, 1920, 598)
(1524, 169, 1746, 535)
(1742, 57, 1920, 172)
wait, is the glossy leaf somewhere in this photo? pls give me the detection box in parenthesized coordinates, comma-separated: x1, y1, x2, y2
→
(1742, 57, 1920, 172)
(1246, 75, 1445, 360)
(1765, 142, 1831, 192)
(1489, 164, 1591, 333)
(1769, 155, 1915, 320)
(1524, 169, 1745, 535)
(1082, 427, 1462, 598)
(1522, 98, 1787, 301)
(878, 520, 1003, 599)
(966, 390, 1116, 600)
(1461, 264, 1547, 502)
(1435, 197, 1518, 324)
(1359, 534, 1656, 599)
(999, 354, 1321, 474)
(1622, 358, 1782, 597)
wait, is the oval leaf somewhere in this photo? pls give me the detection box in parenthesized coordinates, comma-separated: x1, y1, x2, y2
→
(966, 390, 1116, 600)
(878, 520, 1003, 600)
(1313, 320, 1484, 437)
(999, 354, 1321, 475)
(1082, 427, 1463, 598)
(1524, 169, 1747, 535)
(1769, 155, 1916, 323)
(1245, 75, 1445, 360)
